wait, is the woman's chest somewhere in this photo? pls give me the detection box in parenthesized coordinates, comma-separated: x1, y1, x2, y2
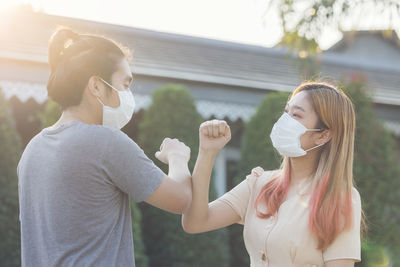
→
(243, 195, 325, 267)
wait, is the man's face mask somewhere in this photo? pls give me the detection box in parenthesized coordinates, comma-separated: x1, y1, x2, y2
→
(270, 112, 325, 157)
(96, 77, 135, 129)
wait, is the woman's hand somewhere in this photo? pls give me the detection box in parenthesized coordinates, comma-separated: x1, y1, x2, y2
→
(155, 138, 191, 164)
(181, 120, 240, 233)
(199, 120, 231, 153)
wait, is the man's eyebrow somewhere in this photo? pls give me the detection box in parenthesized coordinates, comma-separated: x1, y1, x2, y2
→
(125, 75, 133, 83)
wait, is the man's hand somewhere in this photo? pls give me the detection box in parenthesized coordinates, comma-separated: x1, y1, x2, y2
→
(199, 120, 231, 153)
(155, 138, 191, 164)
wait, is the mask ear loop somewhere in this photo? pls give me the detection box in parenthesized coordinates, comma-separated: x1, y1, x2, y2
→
(96, 77, 119, 106)
(99, 77, 118, 92)
(304, 128, 328, 152)
(305, 142, 326, 152)
(96, 96, 105, 106)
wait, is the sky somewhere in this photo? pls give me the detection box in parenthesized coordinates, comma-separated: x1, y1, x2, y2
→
(0, 0, 398, 50)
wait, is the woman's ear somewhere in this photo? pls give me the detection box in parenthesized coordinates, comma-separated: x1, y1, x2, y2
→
(317, 129, 332, 145)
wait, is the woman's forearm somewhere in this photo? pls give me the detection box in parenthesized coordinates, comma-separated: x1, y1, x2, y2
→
(182, 149, 217, 232)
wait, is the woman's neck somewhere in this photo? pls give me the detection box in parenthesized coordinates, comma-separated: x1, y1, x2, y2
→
(289, 151, 319, 185)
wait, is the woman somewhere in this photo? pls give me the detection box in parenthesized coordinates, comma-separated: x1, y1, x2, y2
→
(183, 82, 363, 267)
(17, 28, 192, 267)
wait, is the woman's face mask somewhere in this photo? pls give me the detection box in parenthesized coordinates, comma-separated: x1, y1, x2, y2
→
(96, 77, 135, 129)
(270, 112, 325, 157)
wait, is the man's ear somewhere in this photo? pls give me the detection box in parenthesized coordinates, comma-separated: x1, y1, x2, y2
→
(317, 129, 332, 145)
(87, 76, 102, 98)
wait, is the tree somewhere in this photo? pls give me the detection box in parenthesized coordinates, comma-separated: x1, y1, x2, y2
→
(236, 92, 290, 180)
(138, 84, 229, 267)
(33, 99, 61, 129)
(341, 76, 400, 266)
(267, 0, 400, 54)
(131, 200, 149, 267)
(0, 88, 22, 267)
(263, 0, 400, 78)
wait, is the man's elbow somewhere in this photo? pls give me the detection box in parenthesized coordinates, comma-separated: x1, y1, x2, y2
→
(177, 188, 192, 214)
(164, 189, 191, 214)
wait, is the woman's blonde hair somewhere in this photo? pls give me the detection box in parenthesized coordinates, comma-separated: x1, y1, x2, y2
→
(255, 81, 364, 250)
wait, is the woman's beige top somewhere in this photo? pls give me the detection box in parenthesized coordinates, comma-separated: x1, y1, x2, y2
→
(217, 169, 361, 267)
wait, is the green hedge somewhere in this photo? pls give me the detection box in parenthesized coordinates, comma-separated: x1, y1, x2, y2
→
(138, 84, 229, 267)
(0, 88, 22, 267)
(342, 77, 400, 266)
(131, 201, 149, 267)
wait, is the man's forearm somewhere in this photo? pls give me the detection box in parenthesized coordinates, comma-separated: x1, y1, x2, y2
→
(168, 154, 191, 183)
(168, 154, 192, 213)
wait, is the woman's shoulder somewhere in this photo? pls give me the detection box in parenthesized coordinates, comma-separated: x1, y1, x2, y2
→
(245, 167, 281, 189)
(351, 186, 362, 206)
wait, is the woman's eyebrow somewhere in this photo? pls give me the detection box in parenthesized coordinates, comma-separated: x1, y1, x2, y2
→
(286, 104, 306, 112)
(293, 105, 306, 112)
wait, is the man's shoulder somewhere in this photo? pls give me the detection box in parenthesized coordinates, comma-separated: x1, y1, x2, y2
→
(73, 123, 134, 145)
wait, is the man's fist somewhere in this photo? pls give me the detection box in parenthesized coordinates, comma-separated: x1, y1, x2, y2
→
(155, 138, 191, 164)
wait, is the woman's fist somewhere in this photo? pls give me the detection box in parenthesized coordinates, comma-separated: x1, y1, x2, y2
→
(199, 120, 231, 152)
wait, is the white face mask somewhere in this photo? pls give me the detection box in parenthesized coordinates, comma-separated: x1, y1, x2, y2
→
(97, 78, 135, 129)
(270, 112, 325, 157)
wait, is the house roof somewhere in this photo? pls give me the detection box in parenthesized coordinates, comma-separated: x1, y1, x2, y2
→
(328, 30, 400, 52)
(1, 9, 399, 100)
(0, 9, 399, 135)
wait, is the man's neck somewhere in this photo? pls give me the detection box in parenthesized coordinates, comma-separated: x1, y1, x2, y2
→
(53, 106, 100, 128)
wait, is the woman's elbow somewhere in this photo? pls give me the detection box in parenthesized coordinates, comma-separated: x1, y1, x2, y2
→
(182, 223, 194, 234)
(181, 219, 200, 234)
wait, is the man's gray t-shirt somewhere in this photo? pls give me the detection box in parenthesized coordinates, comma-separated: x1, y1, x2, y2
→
(17, 121, 164, 267)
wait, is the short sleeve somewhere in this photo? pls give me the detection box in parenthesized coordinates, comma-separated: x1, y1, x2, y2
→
(216, 172, 258, 225)
(323, 187, 362, 262)
(102, 129, 164, 203)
